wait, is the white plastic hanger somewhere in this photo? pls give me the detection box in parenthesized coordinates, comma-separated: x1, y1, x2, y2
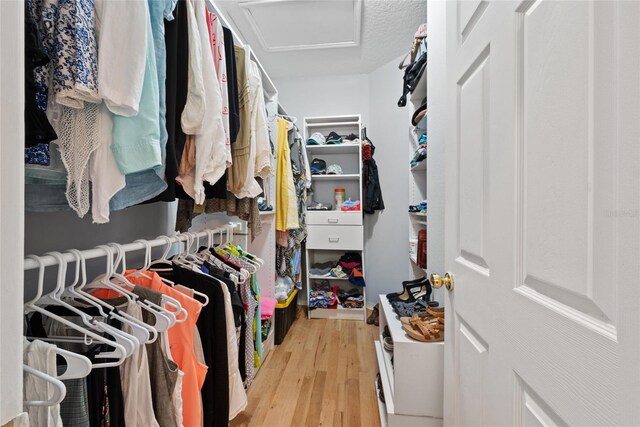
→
(53, 250, 143, 355)
(84, 245, 154, 345)
(58, 246, 142, 352)
(29, 252, 93, 380)
(25, 255, 129, 368)
(23, 365, 66, 407)
(59, 249, 140, 356)
(149, 235, 174, 269)
(173, 233, 204, 273)
(127, 239, 175, 332)
(118, 240, 187, 324)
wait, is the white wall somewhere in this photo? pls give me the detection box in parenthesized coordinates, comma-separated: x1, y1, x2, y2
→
(366, 57, 414, 305)
(24, 204, 177, 299)
(276, 64, 415, 307)
(276, 74, 371, 124)
(0, 1, 24, 423)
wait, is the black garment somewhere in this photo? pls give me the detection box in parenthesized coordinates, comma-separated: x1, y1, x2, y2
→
(86, 363, 126, 427)
(362, 129, 385, 214)
(204, 260, 246, 381)
(166, 0, 189, 167)
(144, 0, 184, 203)
(25, 8, 57, 147)
(204, 261, 244, 327)
(26, 312, 126, 427)
(223, 26, 240, 144)
(397, 50, 427, 107)
(172, 264, 230, 427)
(363, 157, 384, 213)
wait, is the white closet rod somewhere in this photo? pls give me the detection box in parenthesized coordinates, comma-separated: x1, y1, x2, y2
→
(205, 0, 279, 99)
(23, 224, 238, 272)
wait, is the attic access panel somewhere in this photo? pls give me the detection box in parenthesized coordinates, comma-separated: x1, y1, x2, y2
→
(239, 0, 362, 51)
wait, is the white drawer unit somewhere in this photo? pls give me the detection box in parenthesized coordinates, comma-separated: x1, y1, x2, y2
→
(306, 225, 363, 251)
(306, 210, 362, 226)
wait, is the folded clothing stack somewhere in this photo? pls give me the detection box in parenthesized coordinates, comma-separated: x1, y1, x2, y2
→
(334, 287, 364, 309)
(308, 253, 366, 286)
(310, 280, 338, 309)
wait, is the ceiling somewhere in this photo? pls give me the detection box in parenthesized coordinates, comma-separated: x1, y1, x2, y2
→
(215, 0, 428, 79)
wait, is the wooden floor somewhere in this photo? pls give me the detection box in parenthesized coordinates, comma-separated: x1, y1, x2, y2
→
(231, 310, 382, 427)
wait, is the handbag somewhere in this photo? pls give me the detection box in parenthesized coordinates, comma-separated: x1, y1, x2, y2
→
(398, 50, 427, 107)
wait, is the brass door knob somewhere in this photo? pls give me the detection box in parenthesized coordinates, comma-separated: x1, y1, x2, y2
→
(431, 273, 454, 291)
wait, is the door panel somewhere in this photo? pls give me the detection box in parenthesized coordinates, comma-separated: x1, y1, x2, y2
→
(458, 47, 491, 273)
(458, 0, 489, 44)
(517, 0, 616, 328)
(438, 0, 640, 425)
(515, 375, 567, 427)
(456, 317, 489, 427)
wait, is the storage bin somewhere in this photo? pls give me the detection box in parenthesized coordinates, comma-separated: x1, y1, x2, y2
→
(275, 289, 298, 345)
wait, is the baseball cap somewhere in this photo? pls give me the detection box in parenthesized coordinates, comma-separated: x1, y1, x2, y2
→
(310, 158, 327, 175)
(307, 132, 326, 145)
(326, 131, 343, 144)
(326, 164, 343, 175)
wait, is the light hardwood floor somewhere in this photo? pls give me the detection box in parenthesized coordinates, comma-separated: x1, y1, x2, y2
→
(231, 310, 382, 427)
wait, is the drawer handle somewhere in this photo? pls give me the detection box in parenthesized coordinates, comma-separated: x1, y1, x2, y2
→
(328, 237, 340, 243)
(327, 218, 339, 224)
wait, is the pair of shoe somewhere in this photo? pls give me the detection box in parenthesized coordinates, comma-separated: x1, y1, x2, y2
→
(257, 197, 273, 211)
(402, 307, 445, 342)
(387, 277, 431, 302)
(366, 303, 380, 325)
(376, 373, 385, 403)
(383, 336, 394, 353)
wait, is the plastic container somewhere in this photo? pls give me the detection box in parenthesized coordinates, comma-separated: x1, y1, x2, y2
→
(275, 289, 298, 345)
(334, 188, 345, 210)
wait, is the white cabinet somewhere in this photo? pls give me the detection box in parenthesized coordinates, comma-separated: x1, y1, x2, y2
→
(305, 225, 363, 251)
(375, 295, 444, 426)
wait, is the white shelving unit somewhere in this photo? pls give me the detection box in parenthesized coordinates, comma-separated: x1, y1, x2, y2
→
(409, 123, 427, 276)
(407, 55, 428, 278)
(303, 115, 366, 321)
(375, 295, 444, 426)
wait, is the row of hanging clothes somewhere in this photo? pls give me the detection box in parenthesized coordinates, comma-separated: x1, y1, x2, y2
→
(274, 117, 310, 300)
(25, 0, 272, 238)
(23, 226, 264, 427)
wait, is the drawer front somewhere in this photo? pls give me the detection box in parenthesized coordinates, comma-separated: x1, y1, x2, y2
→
(306, 210, 362, 226)
(306, 225, 363, 250)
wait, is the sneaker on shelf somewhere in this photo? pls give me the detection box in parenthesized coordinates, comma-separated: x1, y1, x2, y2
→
(341, 198, 361, 211)
(343, 133, 360, 145)
(257, 197, 273, 211)
(325, 131, 343, 144)
(383, 336, 394, 353)
(311, 158, 327, 175)
(307, 201, 333, 211)
(307, 132, 326, 145)
(326, 164, 343, 175)
(410, 147, 427, 165)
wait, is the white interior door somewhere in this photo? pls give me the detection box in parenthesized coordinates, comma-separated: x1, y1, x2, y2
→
(439, 1, 640, 425)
